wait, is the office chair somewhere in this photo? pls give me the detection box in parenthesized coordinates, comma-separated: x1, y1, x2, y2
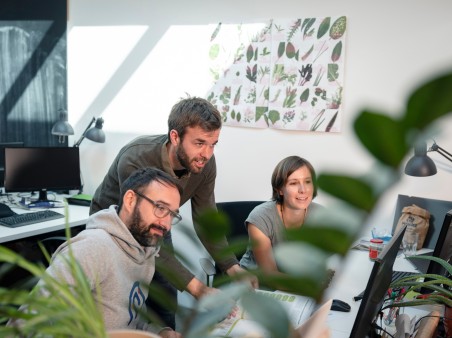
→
(199, 200, 265, 287)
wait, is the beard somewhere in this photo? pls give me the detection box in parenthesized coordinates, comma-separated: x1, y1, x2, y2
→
(129, 205, 167, 247)
(176, 143, 207, 174)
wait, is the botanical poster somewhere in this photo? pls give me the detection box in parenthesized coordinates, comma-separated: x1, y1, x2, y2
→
(206, 17, 346, 132)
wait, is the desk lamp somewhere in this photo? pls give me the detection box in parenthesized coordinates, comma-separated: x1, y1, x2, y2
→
(404, 141, 452, 176)
(51, 109, 74, 143)
(73, 117, 105, 147)
(51, 112, 106, 147)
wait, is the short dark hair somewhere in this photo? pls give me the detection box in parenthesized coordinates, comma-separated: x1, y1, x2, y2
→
(118, 167, 181, 210)
(271, 156, 318, 204)
(167, 97, 222, 140)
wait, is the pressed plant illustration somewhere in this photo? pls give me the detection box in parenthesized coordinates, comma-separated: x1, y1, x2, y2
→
(207, 16, 346, 131)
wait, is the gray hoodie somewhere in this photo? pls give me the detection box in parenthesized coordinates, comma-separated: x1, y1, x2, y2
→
(47, 205, 162, 333)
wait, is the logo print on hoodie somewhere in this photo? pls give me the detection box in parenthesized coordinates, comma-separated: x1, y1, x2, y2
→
(128, 281, 146, 325)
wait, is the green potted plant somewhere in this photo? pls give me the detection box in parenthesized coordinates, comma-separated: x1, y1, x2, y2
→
(0, 228, 161, 338)
(386, 255, 452, 308)
(382, 255, 452, 335)
(0, 237, 107, 337)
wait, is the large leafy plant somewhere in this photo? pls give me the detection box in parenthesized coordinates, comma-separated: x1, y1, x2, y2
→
(0, 225, 107, 337)
(174, 70, 452, 337)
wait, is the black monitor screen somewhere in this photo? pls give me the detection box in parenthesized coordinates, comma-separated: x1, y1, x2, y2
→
(350, 224, 407, 338)
(391, 194, 452, 250)
(0, 142, 24, 188)
(419, 210, 452, 293)
(4, 147, 81, 201)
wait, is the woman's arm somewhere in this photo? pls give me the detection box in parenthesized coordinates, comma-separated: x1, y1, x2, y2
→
(247, 223, 279, 273)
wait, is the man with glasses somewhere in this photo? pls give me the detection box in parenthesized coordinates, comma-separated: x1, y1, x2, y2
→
(40, 168, 182, 337)
(90, 97, 258, 329)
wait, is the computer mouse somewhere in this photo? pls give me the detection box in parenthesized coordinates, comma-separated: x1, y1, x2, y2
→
(331, 299, 351, 312)
(0, 203, 16, 218)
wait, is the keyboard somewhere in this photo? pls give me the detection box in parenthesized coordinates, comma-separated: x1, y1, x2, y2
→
(353, 270, 417, 301)
(0, 210, 64, 228)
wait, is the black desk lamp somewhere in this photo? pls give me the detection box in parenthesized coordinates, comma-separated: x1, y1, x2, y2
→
(404, 141, 452, 177)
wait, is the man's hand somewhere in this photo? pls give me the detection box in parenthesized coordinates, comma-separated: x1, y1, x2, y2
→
(159, 328, 182, 338)
(225, 264, 259, 289)
(186, 277, 218, 299)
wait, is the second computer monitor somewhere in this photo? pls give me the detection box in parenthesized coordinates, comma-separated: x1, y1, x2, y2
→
(349, 224, 407, 338)
(4, 147, 81, 202)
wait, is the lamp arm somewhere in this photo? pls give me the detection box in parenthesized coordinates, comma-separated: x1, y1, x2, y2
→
(73, 117, 96, 147)
(429, 142, 452, 163)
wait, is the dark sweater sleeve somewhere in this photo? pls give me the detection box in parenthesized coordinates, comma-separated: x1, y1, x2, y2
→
(155, 240, 195, 291)
(190, 160, 239, 273)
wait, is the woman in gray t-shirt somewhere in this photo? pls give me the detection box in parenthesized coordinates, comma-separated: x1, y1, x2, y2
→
(240, 156, 325, 271)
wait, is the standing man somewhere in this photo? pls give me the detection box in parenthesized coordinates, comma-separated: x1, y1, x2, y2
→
(31, 168, 183, 337)
(90, 97, 258, 328)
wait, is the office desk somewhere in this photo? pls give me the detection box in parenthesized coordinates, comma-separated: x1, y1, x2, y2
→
(0, 203, 90, 244)
(324, 248, 422, 337)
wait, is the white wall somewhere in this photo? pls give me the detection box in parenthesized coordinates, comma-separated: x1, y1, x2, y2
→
(66, 0, 452, 304)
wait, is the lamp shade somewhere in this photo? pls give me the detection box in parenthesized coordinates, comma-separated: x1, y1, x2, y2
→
(404, 142, 437, 177)
(51, 109, 74, 136)
(84, 117, 105, 143)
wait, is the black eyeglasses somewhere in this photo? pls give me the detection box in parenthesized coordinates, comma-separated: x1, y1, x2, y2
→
(133, 191, 182, 225)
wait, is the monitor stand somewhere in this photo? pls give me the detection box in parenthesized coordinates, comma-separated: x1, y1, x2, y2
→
(34, 189, 51, 203)
(28, 190, 55, 208)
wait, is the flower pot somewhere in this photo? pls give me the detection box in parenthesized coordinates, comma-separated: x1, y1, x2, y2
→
(108, 329, 161, 338)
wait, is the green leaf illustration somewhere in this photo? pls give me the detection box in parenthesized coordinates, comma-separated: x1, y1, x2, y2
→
(210, 22, 222, 41)
(209, 44, 220, 60)
(231, 110, 236, 119)
(287, 19, 301, 42)
(325, 111, 338, 132)
(301, 44, 314, 61)
(286, 42, 296, 59)
(237, 112, 241, 122)
(327, 64, 339, 82)
(302, 18, 316, 38)
(246, 44, 254, 63)
(277, 42, 285, 59)
(246, 64, 257, 82)
(329, 16, 346, 40)
(233, 86, 242, 105)
(317, 17, 331, 39)
(256, 106, 268, 122)
(331, 41, 342, 62)
(283, 88, 297, 108)
(268, 110, 281, 124)
(300, 88, 310, 104)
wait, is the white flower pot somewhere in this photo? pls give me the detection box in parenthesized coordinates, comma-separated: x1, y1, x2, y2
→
(108, 329, 161, 338)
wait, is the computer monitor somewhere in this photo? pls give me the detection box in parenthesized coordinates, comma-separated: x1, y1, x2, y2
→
(419, 210, 452, 293)
(391, 194, 452, 250)
(350, 224, 407, 338)
(0, 142, 24, 189)
(4, 147, 81, 202)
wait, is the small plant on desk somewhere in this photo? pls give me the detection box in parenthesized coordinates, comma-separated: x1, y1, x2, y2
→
(383, 255, 452, 336)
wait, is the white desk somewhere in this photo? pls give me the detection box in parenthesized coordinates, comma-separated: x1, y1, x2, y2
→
(324, 248, 424, 337)
(0, 203, 90, 244)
